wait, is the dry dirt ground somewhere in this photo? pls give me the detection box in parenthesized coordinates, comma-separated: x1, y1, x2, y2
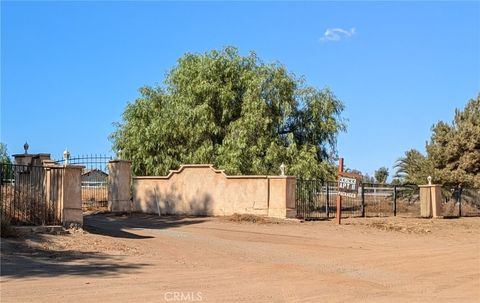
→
(1, 214, 479, 303)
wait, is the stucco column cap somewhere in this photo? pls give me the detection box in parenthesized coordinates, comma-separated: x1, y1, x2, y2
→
(62, 165, 85, 170)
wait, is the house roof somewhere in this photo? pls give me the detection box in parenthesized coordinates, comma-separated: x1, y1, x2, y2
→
(82, 168, 108, 176)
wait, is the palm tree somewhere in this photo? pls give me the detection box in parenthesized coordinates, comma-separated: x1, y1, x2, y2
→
(394, 149, 432, 185)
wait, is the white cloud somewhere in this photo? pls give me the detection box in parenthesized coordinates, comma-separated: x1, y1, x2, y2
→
(320, 27, 356, 42)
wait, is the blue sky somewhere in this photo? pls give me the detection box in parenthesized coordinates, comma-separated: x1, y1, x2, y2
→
(1, 1, 479, 178)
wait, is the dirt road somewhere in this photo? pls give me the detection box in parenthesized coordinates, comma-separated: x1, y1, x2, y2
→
(1, 214, 479, 302)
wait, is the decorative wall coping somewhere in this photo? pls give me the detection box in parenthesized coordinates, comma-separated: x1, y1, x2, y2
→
(12, 153, 51, 158)
(268, 176, 296, 179)
(63, 165, 85, 170)
(133, 164, 294, 180)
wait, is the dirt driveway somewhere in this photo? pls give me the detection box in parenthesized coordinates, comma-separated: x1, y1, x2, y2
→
(1, 214, 479, 302)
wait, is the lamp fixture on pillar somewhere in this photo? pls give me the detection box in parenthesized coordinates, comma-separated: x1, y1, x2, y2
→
(63, 148, 70, 166)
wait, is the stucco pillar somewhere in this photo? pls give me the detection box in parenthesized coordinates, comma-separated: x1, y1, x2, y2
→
(268, 176, 296, 218)
(61, 165, 84, 226)
(419, 184, 442, 218)
(108, 160, 132, 212)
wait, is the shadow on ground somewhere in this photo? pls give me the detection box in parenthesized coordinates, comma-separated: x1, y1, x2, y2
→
(0, 235, 148, 279)
(1, 214, 207, 279)
(83, 213, 208, 239)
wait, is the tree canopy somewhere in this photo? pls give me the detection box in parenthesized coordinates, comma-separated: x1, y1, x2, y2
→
(395, 94, 480, 187)
(374, 166, 389, 184)
(426, 94, 480, 187)
(394, 149, 432, 185)
(0, 143, 10, 164)
(111, 47, 346, 179)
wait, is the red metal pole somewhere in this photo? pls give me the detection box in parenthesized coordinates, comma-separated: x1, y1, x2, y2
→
(336, 158, 344, 225)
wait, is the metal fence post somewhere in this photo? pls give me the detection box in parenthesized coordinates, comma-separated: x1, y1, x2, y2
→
(393, 185, 397, 216)
(297, 180, 301, 219)
(458, 197, 462, 218)
(336, 158, 344, 224)
(326, 182, 329, 218)
(361, 183, 365, 217)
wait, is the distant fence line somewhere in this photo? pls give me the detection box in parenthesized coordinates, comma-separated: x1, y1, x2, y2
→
(296, 180, 480, 220)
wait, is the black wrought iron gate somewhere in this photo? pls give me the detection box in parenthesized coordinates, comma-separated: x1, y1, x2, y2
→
(296, 179, 420, 219)
(0, 163, 63, 225)
(57, 155, 112, 211)
(296, 180, 335, 220)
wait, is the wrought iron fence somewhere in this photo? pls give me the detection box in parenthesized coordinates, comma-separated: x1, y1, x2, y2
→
(0, 163, 62, 225)
(296, 180, 480, 219)
(56, 154, 112, 211)
(295, 180, 371, 219)
(296, 180, 328, 220)
(441, 186, 480, 217)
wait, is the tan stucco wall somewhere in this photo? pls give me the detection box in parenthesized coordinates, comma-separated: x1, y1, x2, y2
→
(267, 177, 297, 218)
(61, 166, 83, 226)
(133, 165, 296, 218)
(108, 160, 132, 212)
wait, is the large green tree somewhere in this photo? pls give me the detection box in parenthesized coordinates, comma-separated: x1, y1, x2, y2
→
(394, 94, 480, 187)
(111, 47, 346, 179)
(426, 95, 480, 187)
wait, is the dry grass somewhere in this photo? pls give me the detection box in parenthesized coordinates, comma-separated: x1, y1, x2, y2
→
(82, 201, 109, 212)
(227, 213, 271, 224)
(1, 186, 56, 225)
(225, 213, 295, 225)
(344, 216, 480, 236)
(361, 220, 433, 234)
(81, 187, 107, 202)
(364, 198, 420, 216)
(442, 201, 480, 217)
